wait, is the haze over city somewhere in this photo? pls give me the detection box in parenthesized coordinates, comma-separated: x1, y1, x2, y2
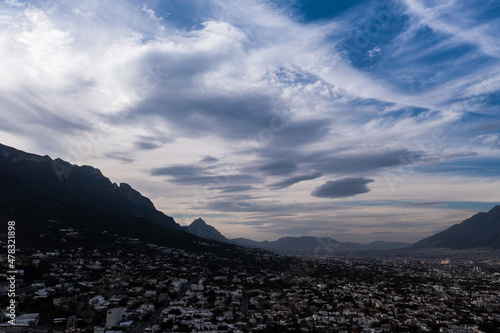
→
(1, 0, 499, 243)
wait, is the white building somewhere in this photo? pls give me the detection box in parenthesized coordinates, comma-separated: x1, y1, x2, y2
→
(106, 308, 126, 328)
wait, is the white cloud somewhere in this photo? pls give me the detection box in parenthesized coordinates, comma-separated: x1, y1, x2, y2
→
(404, 0, 500, 58)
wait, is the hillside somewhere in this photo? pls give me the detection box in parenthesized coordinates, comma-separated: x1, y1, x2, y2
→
(412, 205, 500, 249)
(0, 143, 235, 254)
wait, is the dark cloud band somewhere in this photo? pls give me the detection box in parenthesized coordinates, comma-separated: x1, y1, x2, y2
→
(311, 177, 374, 198)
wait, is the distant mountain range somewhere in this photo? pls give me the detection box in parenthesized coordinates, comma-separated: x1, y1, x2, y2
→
(186, 218, 411, 253)
(412, 205, 500, 249)
(187, 207, 500, 252)
(1, 143, 499, 253)
(231, 236, 411, 252)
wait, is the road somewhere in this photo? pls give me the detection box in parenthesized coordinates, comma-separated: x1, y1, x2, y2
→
(175, 271, 206, 301)
(242, 290, 248, 318)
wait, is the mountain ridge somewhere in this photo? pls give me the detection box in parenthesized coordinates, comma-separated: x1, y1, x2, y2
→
(3, 143, 499, 253)
(184, 217, 411, 253)
(184, 208, 500, 252)
(0, 143, 181, 230)
(0, 143, 250, 255)
(187, 218, 228, 242)
(412, 205, 500, 249)
(229, 236, 411, 253)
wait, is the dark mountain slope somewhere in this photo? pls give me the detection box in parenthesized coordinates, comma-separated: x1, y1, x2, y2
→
(412, 205, 500, 249)
(0, 143, 180, 230)
(0, 143, 243, 254)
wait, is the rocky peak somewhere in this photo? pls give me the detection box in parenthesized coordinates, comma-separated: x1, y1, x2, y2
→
(191, 218, 208, 226)
(187, 218, 227, 242)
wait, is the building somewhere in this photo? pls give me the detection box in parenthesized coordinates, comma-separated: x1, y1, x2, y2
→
(0, 325, 35, 333)
(14, 314, 40, 327)
(106, 308, 126, 328)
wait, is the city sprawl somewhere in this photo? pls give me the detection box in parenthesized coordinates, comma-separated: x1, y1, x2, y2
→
(2, 227, 500, 333)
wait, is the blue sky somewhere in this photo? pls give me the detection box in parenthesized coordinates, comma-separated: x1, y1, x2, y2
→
(0, 0, 499, 242)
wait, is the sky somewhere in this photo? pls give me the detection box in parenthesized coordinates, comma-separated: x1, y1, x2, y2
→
(0, 0, 499, 243)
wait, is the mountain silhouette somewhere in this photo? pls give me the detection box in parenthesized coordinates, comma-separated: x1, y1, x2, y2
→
(184, 219, 411, 253)
(230, 236, 410, 253)
(0, 143, 234, 253)
(187, 218, 228, 242)
(0, 143, 180, 230)
(412, 205, 500, 249)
